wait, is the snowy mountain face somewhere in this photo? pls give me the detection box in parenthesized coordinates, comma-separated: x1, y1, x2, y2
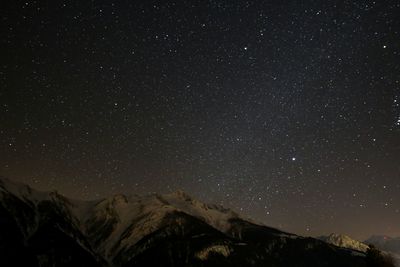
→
(0, 177, 393, 267)
(81, 190, 243, 262)
(318, 233, 370, 252)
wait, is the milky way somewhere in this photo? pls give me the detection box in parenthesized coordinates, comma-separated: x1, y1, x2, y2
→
(1, 0, 399, 239)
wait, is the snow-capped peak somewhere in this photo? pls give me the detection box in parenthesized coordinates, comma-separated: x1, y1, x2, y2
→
(319, 233, 369, 252)
(80, 190, 244, 258)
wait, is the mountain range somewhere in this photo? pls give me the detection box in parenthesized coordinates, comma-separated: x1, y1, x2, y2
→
(0, 177, 395, 266)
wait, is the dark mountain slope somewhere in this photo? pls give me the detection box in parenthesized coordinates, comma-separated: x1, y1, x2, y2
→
(0, 177, 393, 267)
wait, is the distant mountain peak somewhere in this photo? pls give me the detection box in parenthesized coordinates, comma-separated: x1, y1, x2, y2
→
(319, 233, 369, 252)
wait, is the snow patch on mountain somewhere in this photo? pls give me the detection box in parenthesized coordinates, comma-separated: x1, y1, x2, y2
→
(162, 190, 240, 232)
(195, 244, 232, 260)
(319, 233, 369, 252)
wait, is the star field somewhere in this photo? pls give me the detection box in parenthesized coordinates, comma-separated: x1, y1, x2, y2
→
(1, 0, 399, 239)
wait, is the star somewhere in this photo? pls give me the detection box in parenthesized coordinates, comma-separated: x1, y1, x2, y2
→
(1, 0, 399, 241)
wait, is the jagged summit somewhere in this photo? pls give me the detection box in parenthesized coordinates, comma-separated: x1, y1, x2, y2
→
(318, 233, 369, 252)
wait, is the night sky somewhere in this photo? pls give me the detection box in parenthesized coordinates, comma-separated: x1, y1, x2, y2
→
(1, 0, 399, 240)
